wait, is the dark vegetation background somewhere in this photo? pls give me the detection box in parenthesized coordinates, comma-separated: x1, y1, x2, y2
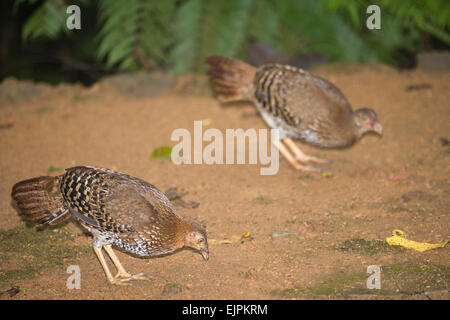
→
(1, 0, 449, 85)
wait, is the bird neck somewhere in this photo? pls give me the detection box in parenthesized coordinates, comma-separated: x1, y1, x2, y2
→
(142, 213, 188, 254)
(346, 113, 366, 143)
(313, 115, 358, 148)
(165, 218, 189, 249)
(351, 114, 370, 140)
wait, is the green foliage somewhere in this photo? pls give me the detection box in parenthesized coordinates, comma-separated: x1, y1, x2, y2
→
(169, 0, 254, 74)
(97, 0, 176, 70)
(21, 1, 66, 41)
(17, 0, 90, 41)
(168, 0, 202, 74)
(150, 145, 173, 160)
(13, 0, 450, 73)
(46, 165, 63, 175)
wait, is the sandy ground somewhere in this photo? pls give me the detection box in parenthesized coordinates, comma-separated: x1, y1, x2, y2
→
(0, 64, 448, 299)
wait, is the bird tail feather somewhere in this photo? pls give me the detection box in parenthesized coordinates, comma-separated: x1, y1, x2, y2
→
(11, 176, 70, 226)
(206, 55, 256, 102)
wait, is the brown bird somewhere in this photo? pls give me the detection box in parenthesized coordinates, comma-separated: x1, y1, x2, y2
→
(206, 56, 383, 171)
(11, 166, 209, 285)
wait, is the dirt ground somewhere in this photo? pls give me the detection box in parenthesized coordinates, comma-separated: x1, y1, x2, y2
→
(0, 64, 448, 300)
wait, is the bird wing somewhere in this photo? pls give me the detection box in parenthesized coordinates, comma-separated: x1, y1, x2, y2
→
(253, 64, 352, 128)
(104, 173, 178, 231)
(61, 166, 177, 234)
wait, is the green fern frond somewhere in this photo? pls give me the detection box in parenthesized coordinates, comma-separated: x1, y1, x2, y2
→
(169, 0, 203, 74)
(97, 0, 138, 68)
(212, 0, 254, 57)
(170, 0, 255, 73)
(13, 0, 450, 74)
(97, 0, 176, 70)
(380, 0, 450, 45)
(248, 0, 280, 46)
(22, 0, 67, 41)
(138, 1, 175, 64)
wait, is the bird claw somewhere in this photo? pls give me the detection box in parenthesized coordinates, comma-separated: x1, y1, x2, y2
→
(292, 162, 323, 172)
(109, 277, 134, 286)
(295, 155, 330, 164)
(108, 273, 151, 285)
(313, 157, 331, 164)
(130, 272, 151, 281)
(111, 272, 151, 284)
(303, 165, 324, 172)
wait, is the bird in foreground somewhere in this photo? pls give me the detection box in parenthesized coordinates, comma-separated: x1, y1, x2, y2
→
(206, 55, 383, 171)
(11, 166, 209, 285)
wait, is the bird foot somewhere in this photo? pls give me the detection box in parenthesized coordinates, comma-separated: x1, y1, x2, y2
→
(108, 272, 151, 285)
(291, 161, 323, 172)
(116, 271, 151, 281)
(129, 272, 152, 281)
(292, 154, 329, 172)
(108, 277, 134, 286)
(295, 154, 330, 164)
(282, 138, 330, 166)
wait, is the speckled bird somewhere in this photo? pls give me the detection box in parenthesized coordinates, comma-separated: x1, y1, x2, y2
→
(11, 166, 209, 285)
(206, 56, 383, 171)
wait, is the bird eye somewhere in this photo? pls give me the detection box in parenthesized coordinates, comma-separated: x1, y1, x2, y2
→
(198, 237, 204, 244)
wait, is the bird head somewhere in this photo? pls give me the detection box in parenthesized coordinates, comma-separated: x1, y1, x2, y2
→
(184, 222, 209, 261)
(352, 108, 383, 137)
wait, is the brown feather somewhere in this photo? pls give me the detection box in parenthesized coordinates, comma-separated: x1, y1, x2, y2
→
(11, 176, 70, 225)
(206, 55, 256, 102)
(206, 56, 381, 148)
(11, 166, 208, 258)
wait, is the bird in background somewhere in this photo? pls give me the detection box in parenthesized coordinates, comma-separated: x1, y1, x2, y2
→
(11, 166, 209, 285)
(206, 56, 383, 171)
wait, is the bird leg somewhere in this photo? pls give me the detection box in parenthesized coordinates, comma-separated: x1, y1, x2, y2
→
(272, 139, 322, 172)
(93, 246, 133, 285)
(103, 245, 151, 281)
(283, 138, 329, 164)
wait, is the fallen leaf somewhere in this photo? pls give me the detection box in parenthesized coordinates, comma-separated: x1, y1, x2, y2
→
(150, 146, 172, 160)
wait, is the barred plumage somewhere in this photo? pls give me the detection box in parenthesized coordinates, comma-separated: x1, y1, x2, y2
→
(206, 55, 383, 171)
(11, 176, 70, 226)
(254, 65, 300, 127)
(59, 167, 133, 234)
(11, 166, 209, 285)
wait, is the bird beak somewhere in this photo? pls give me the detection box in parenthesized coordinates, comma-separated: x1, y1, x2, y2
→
(201, 249, 209, 261)
(373, 122, 383, 136)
